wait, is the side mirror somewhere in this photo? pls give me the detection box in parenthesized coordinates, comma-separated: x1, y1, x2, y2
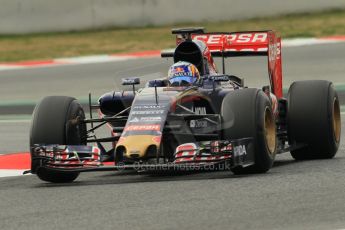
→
(121, 77, 140, 86)
(147, 79, 168, 87)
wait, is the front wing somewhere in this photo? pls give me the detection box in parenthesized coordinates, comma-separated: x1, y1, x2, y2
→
(31, 138, 255, 173)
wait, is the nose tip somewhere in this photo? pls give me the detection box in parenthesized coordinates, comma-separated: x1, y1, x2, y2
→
(129, 153, 140, 158)
(125, 148, 145, 158)
(117, 135, 159, 159)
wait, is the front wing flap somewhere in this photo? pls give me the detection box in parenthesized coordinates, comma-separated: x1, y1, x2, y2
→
(173, 138, 254, 167)
(32, 145, 103, 169)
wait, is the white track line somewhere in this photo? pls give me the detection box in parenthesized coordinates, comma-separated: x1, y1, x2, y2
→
(0, 65, 26, 71)
(0, 170, 29, 178)
(55, 55, 134, 64)
(0, 120, 31, 123)
(282, 38, 342, 47)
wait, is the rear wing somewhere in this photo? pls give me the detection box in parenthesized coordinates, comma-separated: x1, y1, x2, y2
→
(162, 29, 283, 98)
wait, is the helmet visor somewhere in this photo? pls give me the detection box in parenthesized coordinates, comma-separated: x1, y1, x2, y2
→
(169, 75, 196, 85)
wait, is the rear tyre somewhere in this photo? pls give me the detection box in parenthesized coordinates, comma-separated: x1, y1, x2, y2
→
(221, 88, 277, 174)
(287, 80, 341, 160)
(30, 96, 87, 183)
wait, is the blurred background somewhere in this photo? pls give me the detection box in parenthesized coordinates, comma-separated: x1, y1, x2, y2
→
(0, 0, 345, 62)
(1, 0, 345, 34)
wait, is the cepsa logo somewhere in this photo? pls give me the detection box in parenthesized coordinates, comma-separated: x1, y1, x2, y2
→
(193, 33, 268, 45)
(124, 125, 161, 131)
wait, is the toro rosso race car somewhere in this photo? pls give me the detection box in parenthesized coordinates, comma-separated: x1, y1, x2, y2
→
(29, 28, 341, 183)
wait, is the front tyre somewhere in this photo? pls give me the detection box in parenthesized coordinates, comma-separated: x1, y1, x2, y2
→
(221, 88, 277, 174)
(287, 80, 341, 160)
(30, 96, 87, 183)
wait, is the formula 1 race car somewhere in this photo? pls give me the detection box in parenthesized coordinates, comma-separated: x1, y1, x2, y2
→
(29, 28, 341, 183)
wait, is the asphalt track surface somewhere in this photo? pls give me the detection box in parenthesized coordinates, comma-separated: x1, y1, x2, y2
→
(0, 43, 345, 230)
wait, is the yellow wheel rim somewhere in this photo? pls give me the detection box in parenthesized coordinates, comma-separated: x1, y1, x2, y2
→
(264, 107, 276, 154)
(333, 98, 341, 143)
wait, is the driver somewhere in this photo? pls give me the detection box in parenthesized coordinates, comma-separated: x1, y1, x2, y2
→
(168, 61, 200, 86)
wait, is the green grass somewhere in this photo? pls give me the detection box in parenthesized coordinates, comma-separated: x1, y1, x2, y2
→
(0, 9, 345, 62)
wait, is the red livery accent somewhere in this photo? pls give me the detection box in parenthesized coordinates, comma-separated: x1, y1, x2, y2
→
(175, 143, 197, 157)
(0, 152, 30, 170)
(152, 136, 162, 143)
(193, 33, 269, 52)
(124, 124, 161, 131)
(189, 31, 283, 98)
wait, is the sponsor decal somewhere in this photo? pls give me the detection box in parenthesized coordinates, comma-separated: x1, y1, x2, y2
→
(133, 105, 166, 109)
(190, 119, 208, 128)
(193, 33, 268, 45)
(233, 145, 247, 157)
(192, 106, 206, 115)
(122, 78, 139, 85)
(129, 116, 162, 123)
(208, 75, 229, 81)
(124, 125, 161, 131)
(172, 72, 193, 77)
(129, 117, 140, 123)
(140, 116, 162, 122)
(140, 117, 162, 121)
(269, 42, 279, 62)
(131, 110, 165, 115)
(189, 107, 207, 128)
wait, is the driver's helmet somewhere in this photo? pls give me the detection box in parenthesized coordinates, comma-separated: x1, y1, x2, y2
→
(168, 61, 200, 86)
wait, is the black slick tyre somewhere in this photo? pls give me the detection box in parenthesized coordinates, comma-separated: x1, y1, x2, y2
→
(287, 80, 341, 160)
(221, 88, 277, 174)
(30, 96, 87, 183)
